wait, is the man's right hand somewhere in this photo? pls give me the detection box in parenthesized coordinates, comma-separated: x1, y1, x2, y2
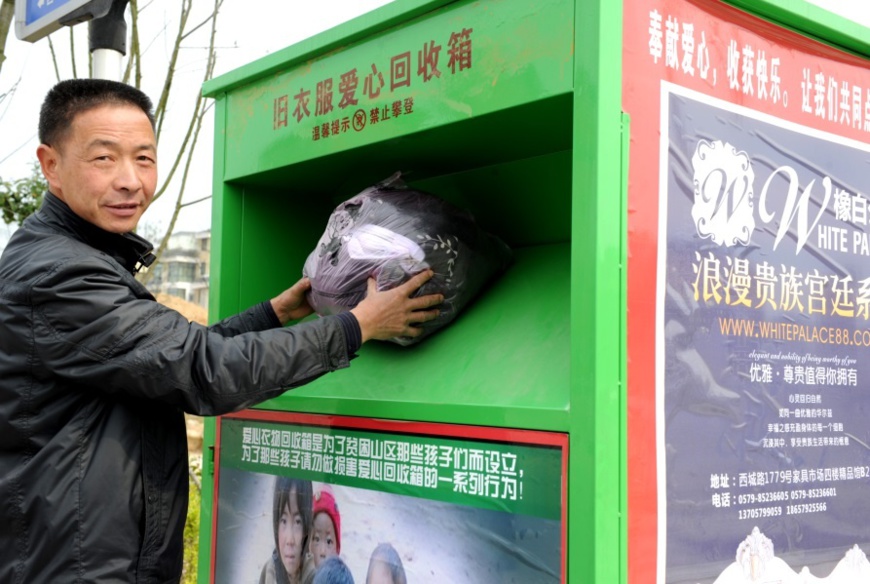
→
(350, 270, 444, 343)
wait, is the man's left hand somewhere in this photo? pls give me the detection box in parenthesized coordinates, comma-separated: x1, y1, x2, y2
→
(271, 277, 315, 325)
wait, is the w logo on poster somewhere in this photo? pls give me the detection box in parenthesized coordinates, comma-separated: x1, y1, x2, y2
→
(691, 140, 756, 247)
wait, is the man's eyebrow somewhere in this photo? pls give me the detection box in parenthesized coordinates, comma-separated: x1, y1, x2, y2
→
(86, 138, 156, 152)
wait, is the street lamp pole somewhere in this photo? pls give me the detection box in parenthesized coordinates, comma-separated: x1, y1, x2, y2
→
(89, 0, 128, 81)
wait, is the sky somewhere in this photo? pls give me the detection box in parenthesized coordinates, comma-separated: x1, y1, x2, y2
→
(0, 0, 393, 243)
(0, 0, 867, 247)
(806, 0, 870, 25)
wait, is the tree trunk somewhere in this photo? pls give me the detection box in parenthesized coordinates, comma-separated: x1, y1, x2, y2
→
(0, 0, 15, 78)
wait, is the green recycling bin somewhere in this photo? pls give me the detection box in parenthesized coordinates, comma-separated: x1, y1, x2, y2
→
(198, 0, 870, 582)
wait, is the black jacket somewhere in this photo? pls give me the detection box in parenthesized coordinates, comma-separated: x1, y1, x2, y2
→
(0, 193, 351, 583)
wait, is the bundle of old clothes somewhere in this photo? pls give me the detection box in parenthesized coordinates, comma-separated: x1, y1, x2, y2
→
(303, 172, 512, 345)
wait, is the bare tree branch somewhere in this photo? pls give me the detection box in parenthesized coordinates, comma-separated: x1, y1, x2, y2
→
(47, 37, 62, 83)
(153, 0, 192, 142)
(180, 194, 212, 208)
(0, 76, 16, 120)
(69, 27, 78, 78)
(124, 0, 140, 85)
(0, 0, 14, 78)
(140, 0, 222, 284)
(151, 0, 220, 201)
(0, 80, 30, 161)
(142, 95, 209, 283)
(150, 99, 212, 205)
(180, 12, 216, 41)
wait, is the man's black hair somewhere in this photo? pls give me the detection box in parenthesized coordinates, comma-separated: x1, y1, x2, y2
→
(38, 78, 155, 147)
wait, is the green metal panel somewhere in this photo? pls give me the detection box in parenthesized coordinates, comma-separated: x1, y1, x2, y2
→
(257, 243, 571, 431)
(197, 0, 870, 582)
(570, 0, 625, 581)
(619, 111, 630, 582)
(203, 1, 458, 97)
(216, 0, 574, 182)
(199, 1, 581, 580)
(196, 420, 216, 584)
(207, 97, 235, 317)
(198, 95, 228, 584)
(196, 0, 622, 579)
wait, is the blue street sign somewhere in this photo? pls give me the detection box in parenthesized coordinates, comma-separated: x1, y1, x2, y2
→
(15, 0, 112, 42)
(25, 0, 75, 25)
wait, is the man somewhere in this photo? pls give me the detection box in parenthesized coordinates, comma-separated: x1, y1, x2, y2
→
(0, 78, 442, 583)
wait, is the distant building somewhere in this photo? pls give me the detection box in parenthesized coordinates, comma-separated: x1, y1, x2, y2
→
(148, 230, 210, 308)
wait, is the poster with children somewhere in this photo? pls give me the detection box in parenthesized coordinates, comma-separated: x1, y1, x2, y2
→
(210, 411, 566, 583)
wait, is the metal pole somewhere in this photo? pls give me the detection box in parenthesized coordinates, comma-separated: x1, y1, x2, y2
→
(89, 0, 128, 81)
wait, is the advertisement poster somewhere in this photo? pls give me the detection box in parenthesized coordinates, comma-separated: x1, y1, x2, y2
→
(210, 412, 566, 583)
(624, 0, 870, 582)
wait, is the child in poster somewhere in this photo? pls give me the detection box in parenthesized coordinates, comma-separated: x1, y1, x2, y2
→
(260, 477, 314, 584)
(310, 484, 342, 569)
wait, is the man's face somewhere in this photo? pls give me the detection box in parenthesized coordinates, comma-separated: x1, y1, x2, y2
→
(37, 103, 157, 234)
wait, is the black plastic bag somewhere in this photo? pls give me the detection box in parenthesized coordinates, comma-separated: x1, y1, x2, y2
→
(303, 172, 512, 345)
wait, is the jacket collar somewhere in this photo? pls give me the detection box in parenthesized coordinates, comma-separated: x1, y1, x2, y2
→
(36, 192, 157, 274)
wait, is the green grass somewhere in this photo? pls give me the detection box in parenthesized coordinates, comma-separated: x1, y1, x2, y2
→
(181, 459, 202, 584)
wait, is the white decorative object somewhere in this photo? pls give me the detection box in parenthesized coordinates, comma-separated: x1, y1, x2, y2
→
(709, 528, 870, 583)
(736, 527, 774, 581)
(691, 139, 756, 247)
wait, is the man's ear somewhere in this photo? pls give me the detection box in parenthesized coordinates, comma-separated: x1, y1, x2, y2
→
(36, 144, 60, 191)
